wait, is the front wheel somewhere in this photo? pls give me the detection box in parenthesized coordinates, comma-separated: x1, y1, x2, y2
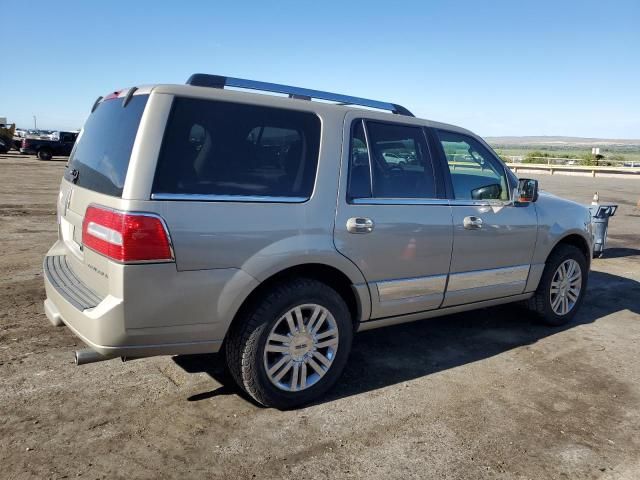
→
(528, 244, 588, 326)
(225, 278, 353, 409)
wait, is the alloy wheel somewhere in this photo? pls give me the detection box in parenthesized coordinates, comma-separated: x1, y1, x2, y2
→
(263, 304, 339, 392)
(549, 259, 582, 316)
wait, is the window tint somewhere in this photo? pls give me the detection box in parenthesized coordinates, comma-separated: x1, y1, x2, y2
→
(66, 95, 148, 197)
(153, 98, 321, 199)
(347, 121, 372, 199)
(436, 130, 509, 201)
(360, 121, 436, 199)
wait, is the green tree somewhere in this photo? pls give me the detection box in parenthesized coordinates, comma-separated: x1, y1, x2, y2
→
(523, 151, 546, 164)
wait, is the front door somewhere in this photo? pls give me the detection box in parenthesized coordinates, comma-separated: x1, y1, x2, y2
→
(432, 129, 538, 307)
(334, 115, 453, 319)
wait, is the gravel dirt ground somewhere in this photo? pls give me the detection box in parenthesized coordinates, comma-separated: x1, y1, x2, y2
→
(1, 152, 639, 480)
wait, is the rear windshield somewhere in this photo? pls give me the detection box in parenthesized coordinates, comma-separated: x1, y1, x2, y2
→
(152, 98, 321, 200)
(65, 95, 148, 197)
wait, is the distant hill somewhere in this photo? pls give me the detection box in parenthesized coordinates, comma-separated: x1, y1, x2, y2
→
(485, 136, 640, 147)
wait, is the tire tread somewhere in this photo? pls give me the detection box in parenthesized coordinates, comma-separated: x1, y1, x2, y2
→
(225, 278, 351, 408)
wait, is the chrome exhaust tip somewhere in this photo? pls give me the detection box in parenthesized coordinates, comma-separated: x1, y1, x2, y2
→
(74, 349, 113, 366)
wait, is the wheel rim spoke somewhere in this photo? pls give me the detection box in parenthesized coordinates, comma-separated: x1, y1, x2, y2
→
(265, 344, 290, 353)
(290, 362, 300, 391)
(313, 351, 332, 368)
(268, 333, 290, 344)
(285, 312, 297, 334)
(268, 355, 290, 376)
(315, 328, 337, 341)
(307, 309, 325, 333)
(316, 337, 339, 349)
(307, 357, 325, 376)
(272, 360, 293, 382)
(549, 259, 582, 316)
(300, 363, 307, 390)
(310, 311, 327, 334)
(306, 305, 321, 331)
(567, 288, 579, 302)
(293, 307, 305, 332)
(263, 303, 339, 392)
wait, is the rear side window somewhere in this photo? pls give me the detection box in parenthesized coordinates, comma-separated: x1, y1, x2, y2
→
(152, 98, 321, 200)
(348, 120, 437, 200)
(66, 95, 148, 197)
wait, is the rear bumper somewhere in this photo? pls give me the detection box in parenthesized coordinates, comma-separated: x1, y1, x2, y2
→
(43, 293, 221, 358)
(20, 148, 36, 154)
(42, 246, 258, 359)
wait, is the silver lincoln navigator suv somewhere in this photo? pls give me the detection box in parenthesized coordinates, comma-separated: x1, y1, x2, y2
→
(44, 74, 592, 408)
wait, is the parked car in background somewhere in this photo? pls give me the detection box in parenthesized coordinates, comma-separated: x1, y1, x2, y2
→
(0, 123, 16, 153)
(43, 75, 592, 408)
(20, 131, 78, 160)
(0, 137, 10, 154)
(12, 129, 27, 150)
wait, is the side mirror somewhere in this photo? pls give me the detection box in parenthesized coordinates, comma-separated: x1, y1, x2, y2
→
(471, 183, 501, 200)
(516, 178, 539, 203)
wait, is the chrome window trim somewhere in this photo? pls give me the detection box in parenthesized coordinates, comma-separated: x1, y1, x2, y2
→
(351, 198, 449, 206)
(349, 198, 512, 206)
(150, 193, 308, 203)
(448, 199, 510, 207)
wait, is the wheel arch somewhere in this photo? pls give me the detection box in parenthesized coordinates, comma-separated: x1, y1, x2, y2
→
(224, 262, 370, 346)
(550, 233, 591, 268)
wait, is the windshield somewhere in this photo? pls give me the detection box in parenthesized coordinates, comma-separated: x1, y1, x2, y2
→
(65, 95, 148, 197)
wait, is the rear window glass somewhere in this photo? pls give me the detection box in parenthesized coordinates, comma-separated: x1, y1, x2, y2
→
(65, 95, 148, 197)
(152, 98, 321, 199)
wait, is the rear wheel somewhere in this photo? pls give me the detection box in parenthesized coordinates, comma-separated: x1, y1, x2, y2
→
(225, 278, 353, 409)
(37, 149, 52, 161)
(528, 244, 588, 326)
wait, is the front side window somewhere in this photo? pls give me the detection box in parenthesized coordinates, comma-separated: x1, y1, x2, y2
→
(436, 130, 509, 201)
(153, 98, 321, 199)
(347, 120, 437, 200)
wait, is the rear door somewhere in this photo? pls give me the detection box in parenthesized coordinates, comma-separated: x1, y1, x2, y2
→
(334, 115, 453, 319)
(431, 128, 538, 307)
(57, 94, 149, 296)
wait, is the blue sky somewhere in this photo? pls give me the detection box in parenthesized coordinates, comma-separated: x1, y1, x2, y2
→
(1, 0, 639, 138)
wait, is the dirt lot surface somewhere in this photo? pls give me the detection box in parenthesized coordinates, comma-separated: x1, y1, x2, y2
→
(1, 152, 639, 479)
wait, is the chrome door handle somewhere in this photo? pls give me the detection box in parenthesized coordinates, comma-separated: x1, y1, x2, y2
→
(347, 217, 374, 234)
(463, 216, 483, 229)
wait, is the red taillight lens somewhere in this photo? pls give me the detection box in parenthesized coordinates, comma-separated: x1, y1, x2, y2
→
(82, 205, 173, 263)
(22, 139, 29, 148)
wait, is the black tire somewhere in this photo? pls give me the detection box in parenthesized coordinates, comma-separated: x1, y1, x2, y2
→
(225, 278, 353, 409)
(37, 149, 52, 161)
(528, 244, 588, 326)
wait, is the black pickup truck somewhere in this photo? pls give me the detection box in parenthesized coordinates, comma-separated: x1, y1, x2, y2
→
(20, 131, 78, 160)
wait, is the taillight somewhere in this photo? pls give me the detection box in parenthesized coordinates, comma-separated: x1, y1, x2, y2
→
(22, 139, 29, 148)
(82, 205, 173, 263)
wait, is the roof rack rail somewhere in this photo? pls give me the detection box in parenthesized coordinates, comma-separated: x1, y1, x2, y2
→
(186, 73, 414, 117)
